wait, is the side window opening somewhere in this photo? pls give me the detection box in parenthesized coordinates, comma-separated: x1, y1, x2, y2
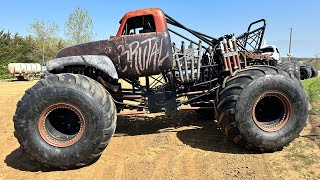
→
(270, 48, 274, 52)
(261, 47, 274, 53)
(121, 15, 156, 36)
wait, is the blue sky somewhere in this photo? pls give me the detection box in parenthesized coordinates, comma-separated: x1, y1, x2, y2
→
(1, 0, 319, 57)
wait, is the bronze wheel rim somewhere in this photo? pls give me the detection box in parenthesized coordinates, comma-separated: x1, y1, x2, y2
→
(252, 92, 291, 132)
(38, 103, 85, 147)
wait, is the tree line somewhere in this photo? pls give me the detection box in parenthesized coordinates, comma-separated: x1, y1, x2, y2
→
(0, 6, 93, 79)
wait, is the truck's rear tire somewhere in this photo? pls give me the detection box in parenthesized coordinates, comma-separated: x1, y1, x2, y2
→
(13, 73, 116, 169)
(215, 66, 308, 152)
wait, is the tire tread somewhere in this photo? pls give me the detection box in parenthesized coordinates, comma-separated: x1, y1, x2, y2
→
(14, 73, 116, 169)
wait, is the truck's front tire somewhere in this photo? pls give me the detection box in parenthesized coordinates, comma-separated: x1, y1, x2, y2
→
(215, 66, 308, 152)
(14, 73, 116, 169)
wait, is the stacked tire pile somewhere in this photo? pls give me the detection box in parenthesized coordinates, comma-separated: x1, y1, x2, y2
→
(300, 64, 318, 80)
(276, 61, 318, 80)
(276, 61, 301, 80)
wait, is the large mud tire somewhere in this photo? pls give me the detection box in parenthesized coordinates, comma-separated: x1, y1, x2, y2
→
(276, 62, 300, 80)
(13, 73, 117, 169)
(215, 66, 308, 152)
(300, 66, 312, 80)
(292, 62, 301, 80)
(310, 66, 318, 78)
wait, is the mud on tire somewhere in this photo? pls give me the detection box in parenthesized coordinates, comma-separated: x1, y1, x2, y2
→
(215, 66, 308, 152)
(13, 73, 117, 169)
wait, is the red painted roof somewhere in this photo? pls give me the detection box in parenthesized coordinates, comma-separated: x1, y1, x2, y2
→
(116, 8, 167, 37)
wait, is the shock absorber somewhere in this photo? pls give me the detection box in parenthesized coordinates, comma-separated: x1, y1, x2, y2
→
(221, 38, 233, 75)
(232, 36, 241, 70)
(220, 41, 229, 72)
(228, 38, 239, 70)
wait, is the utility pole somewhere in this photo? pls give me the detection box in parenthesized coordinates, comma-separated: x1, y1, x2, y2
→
(288, 27, 292, 61)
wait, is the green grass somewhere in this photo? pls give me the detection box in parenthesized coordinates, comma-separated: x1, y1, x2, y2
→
(302, 76, 320, 102)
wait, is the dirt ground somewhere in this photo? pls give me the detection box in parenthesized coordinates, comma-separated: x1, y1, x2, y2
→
(0, 80, 319, 180)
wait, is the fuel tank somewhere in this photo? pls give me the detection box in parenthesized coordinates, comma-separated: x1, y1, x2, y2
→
(8, 63, 41, 74)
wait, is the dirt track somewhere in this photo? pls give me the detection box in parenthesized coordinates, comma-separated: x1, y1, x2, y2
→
(0, 80, 319, 179)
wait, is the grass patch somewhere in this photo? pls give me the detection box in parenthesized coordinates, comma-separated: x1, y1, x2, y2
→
(309, 108, 320, 115)
(302, 76, 320, 102)
(302, 76, 320, 113)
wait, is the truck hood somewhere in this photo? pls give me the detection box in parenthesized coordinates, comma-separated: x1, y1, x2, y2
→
(55, 39, 118, 58)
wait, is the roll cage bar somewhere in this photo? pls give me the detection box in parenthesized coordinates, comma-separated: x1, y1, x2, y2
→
(165, 13, 266, 52)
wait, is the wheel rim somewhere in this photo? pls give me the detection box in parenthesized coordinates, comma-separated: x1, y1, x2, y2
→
(252, 92, 291, 132)
(38, 103, 85, 147)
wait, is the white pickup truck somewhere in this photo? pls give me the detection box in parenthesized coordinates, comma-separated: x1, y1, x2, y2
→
(260, 45, 280, 61)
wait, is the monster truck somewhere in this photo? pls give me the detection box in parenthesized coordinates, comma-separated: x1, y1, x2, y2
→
(14, 8, 308, 169)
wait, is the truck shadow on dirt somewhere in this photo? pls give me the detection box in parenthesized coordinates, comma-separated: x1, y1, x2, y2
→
(301, 114, 320, 148)
(115, 110, 251, 154)
(5, 110, 252, 172)
(5, 147, 55, 172)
